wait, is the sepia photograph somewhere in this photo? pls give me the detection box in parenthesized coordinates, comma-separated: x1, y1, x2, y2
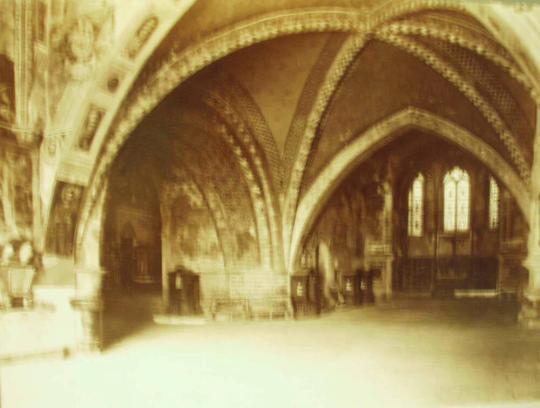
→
(1, 0, 540, 406)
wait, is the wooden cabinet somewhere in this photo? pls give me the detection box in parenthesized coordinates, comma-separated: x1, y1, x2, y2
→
(168, 269, 200, 315)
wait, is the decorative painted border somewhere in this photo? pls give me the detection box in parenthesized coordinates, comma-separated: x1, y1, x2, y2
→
(207, 90, 284, 271)
(377, 20, 537, 101)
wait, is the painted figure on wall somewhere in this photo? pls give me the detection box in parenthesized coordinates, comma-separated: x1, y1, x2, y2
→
(318, 241, 336, 308)
(0, 55, 14, 126)
(0, 147, 33, 243)
(47, 183, 82, 256)
(119, 223, 135, 287)
(0, 84, 13, 124)
(56, 2, 114, 81)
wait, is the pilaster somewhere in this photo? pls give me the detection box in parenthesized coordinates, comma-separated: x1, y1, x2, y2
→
(13, 0, 33, 134)
(71, 267, 106, 352)
(519, 108, 540, 328)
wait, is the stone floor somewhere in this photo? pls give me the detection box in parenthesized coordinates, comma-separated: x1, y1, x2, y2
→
(0, 286, 79, 360)
(1, 297, 540, 408)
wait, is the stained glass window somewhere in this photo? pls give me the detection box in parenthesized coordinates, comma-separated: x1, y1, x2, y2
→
(408, 173, 424, 237)
(444, 167, 469, 233)
(489, 176, 499, 229)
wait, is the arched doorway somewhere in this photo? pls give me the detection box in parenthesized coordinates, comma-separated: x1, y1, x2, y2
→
(100, 133, 163, 346)
(91, 64, 288, 344)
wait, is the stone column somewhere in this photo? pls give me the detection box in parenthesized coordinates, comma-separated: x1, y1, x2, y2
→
(160, 188, 173, 312)
(71, 267, 106, 351)
(382, 176, 394, 299)
(519, 197, 540, 327)
(71, 184, 107, 350)
(519, 109, 540, 328)
(379, 160, 395, 300)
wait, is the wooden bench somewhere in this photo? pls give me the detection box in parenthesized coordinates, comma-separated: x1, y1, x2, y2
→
(209, 298, 249, 321)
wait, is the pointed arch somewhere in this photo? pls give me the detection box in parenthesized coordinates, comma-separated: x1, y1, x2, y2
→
(443, 166, 470, 232)
(75, 2, 540, 255)
(288, 108, 530, 272)
(489, 176, 500, 230)
(59, 3, 540, 271)
(408, 173, 425, 237)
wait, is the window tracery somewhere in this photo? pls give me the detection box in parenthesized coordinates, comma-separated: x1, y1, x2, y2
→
(489, 176, 499, 230)
(408, 173, 424, 237)
(443, 167, 470, 233)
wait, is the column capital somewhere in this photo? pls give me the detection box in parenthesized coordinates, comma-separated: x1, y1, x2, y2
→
(523, 288, 540, 303)
(519, 107, 540, 328)
(519, 292, 540, 329)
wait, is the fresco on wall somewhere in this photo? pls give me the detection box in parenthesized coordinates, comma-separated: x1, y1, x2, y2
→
(208, 148, 258, 268)
(103, 163, 162, 286)
(53, 1, 114, 81)
(167, 179, 224, 274)
(0, 145, 33, 243)
(45, 182, 83, 256)
(0, 55, 14, 127)
(162, 166, 224, 274)
(170, 137, 259, 271)
(25, 0, 115, 129)
(303, 175, 370, 309)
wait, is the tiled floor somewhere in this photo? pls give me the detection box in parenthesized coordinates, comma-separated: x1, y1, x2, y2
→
(1, 297, 540, 408)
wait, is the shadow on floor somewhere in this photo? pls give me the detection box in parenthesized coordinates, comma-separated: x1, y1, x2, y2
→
(102, 314, 152, 349)
(102, 287, 161, 349)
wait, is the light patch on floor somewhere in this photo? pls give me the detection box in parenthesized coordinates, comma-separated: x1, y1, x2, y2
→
(1, 298, 540, 408)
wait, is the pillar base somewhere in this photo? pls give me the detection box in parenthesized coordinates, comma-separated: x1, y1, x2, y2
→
(71, 298, 104, 352)
(518, 290, 540, 329)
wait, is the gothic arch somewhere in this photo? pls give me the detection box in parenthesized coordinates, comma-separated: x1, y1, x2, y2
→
(287, 108, 530, 272)
(280, 11, 538, 266)
(74, 2, 473, 250)
(205, 90, 283, 271)
(68, 3, 540, 269)
(213, 74, 283, 191)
